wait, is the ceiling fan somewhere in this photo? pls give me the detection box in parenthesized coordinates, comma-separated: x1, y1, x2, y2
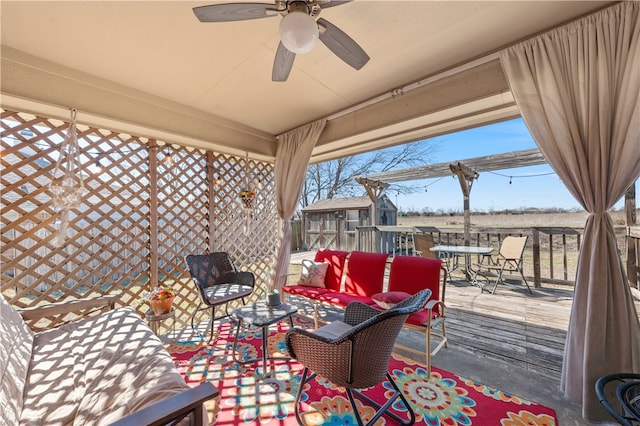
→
(193, 0, 370, 82)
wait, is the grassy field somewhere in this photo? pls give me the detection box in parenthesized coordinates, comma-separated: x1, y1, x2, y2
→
(396, 209, 630, 228)
(394, 209, 634, 285)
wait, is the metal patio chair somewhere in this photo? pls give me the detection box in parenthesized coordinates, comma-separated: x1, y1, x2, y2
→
(471, 235, 532, 294)
(596, 373, 640, 426)
(185, 252, 255, 339)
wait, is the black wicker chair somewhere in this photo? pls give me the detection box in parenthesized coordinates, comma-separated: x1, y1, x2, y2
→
(285, 288, 432, 426)
(185, 252, 255, 339)
(595, 373, 640, 426)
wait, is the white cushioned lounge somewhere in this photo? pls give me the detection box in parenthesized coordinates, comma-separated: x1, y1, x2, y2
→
(0, 293, 217, 426)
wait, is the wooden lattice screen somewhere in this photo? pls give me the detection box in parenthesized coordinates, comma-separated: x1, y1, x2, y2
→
(1, 109, 278, 332)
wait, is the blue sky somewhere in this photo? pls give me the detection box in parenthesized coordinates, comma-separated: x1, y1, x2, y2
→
(392, 118, 630, 212)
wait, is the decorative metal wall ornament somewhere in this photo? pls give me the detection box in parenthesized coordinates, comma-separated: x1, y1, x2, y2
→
(48, 108, 85, 247)
(239, 152, 256, 234)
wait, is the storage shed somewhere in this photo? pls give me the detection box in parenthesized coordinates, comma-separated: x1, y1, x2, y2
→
(302, 195, 397, 251)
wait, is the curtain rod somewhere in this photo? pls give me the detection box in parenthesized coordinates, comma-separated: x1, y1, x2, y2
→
(325, 52, 501, 122)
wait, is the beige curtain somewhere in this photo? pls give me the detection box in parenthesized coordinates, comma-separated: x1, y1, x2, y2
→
(500, 2, 640, 420)
(271, 119, 326, 292)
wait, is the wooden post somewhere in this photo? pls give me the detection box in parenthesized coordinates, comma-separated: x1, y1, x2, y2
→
(335, 211, 341, 250)
(148, 140, 159, 289)
(207, 151, 216, 252)
(532, 228, 541, 288)
(355, 177, 389, 253)
(449, 162, 478, 247)
(626, 181, 637, 289)
(355, 177, 389, 225)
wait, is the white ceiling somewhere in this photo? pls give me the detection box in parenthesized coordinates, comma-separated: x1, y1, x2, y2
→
(1, 1, 614, 162)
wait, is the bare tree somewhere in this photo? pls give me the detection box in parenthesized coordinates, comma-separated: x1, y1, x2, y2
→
(300, 140, 437, 208)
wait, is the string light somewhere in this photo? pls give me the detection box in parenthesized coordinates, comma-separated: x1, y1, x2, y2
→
(424, 176, 447, 192)
(488, 170, 556, 183)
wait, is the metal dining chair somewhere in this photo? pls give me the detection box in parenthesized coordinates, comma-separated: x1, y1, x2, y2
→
(596, 373, 640, 426)
(471, 235, 532, 294)
(185, 252, 255, 339)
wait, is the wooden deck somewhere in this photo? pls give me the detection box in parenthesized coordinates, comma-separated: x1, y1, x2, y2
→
(442, 278, 572, 380)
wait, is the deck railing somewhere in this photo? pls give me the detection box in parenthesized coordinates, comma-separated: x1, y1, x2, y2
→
(356, 225, 630, 288)
(629, 225, 640, 290)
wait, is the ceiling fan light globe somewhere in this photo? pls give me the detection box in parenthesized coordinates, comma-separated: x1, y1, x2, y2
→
(279, 11, 319, 54)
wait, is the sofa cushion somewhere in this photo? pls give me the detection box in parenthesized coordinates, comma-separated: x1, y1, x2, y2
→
(0, 293, 34, 426)
(371, 291, 412, 309)
(343, 251, 389, 297)
(388, 256, 442, 315)
(282, 285, 329, 299)
(20, 307, 190, 426)
(313, 249, 349, 292)
(314, 291, 374, 307)
(297, 260, 329, 288)
(405, 309, 436, 326)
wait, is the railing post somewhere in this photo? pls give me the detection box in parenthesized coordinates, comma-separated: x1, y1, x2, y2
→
(532, 228, 541, 288)
(626, 183, 637, 289)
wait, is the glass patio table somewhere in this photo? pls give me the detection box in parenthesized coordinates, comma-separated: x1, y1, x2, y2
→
(231, 302, 298, 375)
(430, 244, 493, 282)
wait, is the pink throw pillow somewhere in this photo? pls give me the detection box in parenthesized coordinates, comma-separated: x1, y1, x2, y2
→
(371, 291, 412, 309)
(297, 260, 329, 288)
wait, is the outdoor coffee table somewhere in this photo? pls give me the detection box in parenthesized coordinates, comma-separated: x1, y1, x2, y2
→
(231, 302, 298, 375)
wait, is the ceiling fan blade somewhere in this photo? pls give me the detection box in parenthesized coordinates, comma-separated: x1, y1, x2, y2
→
(319, 0, 353, 9)
(193, 3, 279, 22)
(272, 42, 296, 82)
(317, 18, 369, 70)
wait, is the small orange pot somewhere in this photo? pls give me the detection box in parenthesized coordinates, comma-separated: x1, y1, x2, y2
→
(150, 297, 174, 316)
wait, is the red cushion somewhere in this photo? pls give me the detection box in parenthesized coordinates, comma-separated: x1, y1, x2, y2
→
(406, 309, 440, 326)
(371, 291, 411, 309)
(315, 291, 374, 307)
(388, 256, 442, 315)
(283, 285, 329, 299)
(344, 251, 389, 297)
(314, 249, 349, 292)
(388, 256, 441, 295)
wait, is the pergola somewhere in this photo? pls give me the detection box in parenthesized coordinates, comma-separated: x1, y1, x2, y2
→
(357, 148, 638, 285)
(357, 148, 548, 246)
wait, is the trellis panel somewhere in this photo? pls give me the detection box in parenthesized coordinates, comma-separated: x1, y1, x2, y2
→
(1, 109, 278, 332)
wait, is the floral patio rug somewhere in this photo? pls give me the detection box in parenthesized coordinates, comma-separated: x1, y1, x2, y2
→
(166, 318, 557, 425)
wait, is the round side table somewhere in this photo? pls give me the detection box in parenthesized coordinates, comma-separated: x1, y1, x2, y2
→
(145, 307, 176, 337)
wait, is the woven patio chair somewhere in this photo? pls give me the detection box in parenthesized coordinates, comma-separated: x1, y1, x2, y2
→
(285, 288, 432, 426)
(596, 373, 640, 426)
(185, 252, 255, 339)
(471, 235, 532, 294)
